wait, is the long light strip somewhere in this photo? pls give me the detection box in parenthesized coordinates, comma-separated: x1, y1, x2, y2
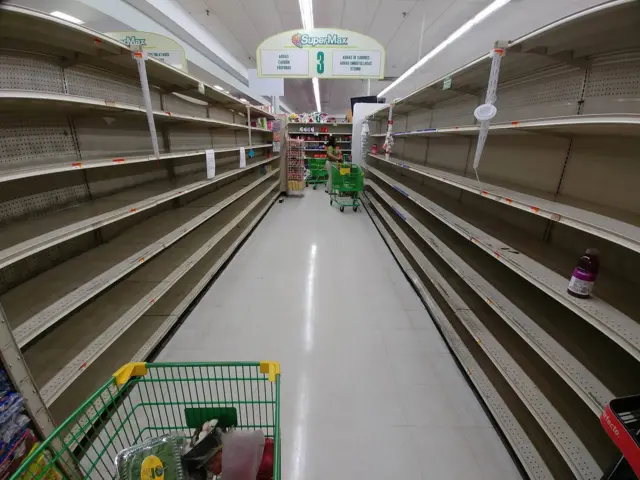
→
(378, 0, 512, 98)
(298, 0, 321, 111)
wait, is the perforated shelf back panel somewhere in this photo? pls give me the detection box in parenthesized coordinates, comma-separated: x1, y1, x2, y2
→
(430, 97, 478, 128)
(0, 116, 79, 171)
(209, 105, 237, 124)
(163, 94, 207, 118)
(582, 54, 640, 114)
(169, 126, 213, 152)
(0, 52, 64, 93)
(494, 67, 584, 122)
(74, 116, 163, 160)
(65, 66, 162, 110)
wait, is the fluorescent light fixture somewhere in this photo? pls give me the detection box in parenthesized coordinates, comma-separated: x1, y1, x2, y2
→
(50, 11, 84, 24)
(240, 98, 249, 103)
(377, 0, 512, 98)
(312, 78, 321, 112)
(298, 0, 314, 29)
(299, 0, 320, 111)
(214, 85, 224, 91)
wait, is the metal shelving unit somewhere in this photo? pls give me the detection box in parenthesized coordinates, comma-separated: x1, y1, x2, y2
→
(362, 193, 555, 479)
(364, 1, 640, 477)
(0, 5, 281, 434)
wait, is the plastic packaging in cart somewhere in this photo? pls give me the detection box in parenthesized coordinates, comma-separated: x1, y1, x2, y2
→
(115, 434, 187, 480)
(221, 430, 265, 480)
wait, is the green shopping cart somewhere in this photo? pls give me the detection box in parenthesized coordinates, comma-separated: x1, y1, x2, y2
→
(306, 158, 328, 189)
(329, 163, 364, 212)
(12, 361, 281, 479)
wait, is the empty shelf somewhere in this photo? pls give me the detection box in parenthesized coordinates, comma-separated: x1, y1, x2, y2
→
(366, 191, 601, 479)
(391, 114, 640, 138)
(0, 91, 271, 132)
(0, 144, 272, 183)
(363, 193, 554, 480)
(24, 178, 279, 405)
(369, 153, 640, 252)
(0, 157, 278, 269)
(367, 179, 613, 413)
(48, 189, 279, 423)
(4, 169, 278, 347)
(0, 4, 274, 119)
(366, 165, 640, 363)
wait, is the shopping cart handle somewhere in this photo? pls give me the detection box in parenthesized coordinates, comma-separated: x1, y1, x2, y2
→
(260, 361, 281, 382)
(113, 362, 148, 386)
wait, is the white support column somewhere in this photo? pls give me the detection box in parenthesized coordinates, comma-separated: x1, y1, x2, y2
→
(247, 106, 253, 148)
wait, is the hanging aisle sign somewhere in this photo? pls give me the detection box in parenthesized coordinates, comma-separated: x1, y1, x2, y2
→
(106, 31, 188, 71)
(257, 29, 385, 79)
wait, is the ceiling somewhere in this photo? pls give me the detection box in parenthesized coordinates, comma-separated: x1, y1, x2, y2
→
(176, 0, 495, 113)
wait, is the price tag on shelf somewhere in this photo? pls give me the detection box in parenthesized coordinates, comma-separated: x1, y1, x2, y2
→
(239, 147, 246, 168)
(205, 149, 216, 178)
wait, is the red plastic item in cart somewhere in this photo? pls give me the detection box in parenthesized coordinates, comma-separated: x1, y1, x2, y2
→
(601, 395, 640, 477)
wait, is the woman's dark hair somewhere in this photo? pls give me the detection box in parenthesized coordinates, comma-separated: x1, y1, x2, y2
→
(327, 136, 337, 147)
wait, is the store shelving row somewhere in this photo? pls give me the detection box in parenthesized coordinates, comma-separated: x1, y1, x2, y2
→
(363, 192, 592, 479)
(370, 114, 640, 138)
(365, 1, 640, 477)
(26, 175, 278, 408)
(0, 4, 274, 120)
(49, 186, 279, 425)
(368, 153, 640, 252)
(4, 165, 279, 349)
(0, 91, 272, 133)
(0, 4, 282, 434)
(0, 154, 275, 269)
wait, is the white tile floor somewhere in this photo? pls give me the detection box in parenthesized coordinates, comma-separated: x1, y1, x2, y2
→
(157, 189, 521, 479)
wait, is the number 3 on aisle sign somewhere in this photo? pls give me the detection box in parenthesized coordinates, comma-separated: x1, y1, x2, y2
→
(317, 51, 325, 75)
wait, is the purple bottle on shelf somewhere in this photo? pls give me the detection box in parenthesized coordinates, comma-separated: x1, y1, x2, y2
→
(567, 248, 600, 299)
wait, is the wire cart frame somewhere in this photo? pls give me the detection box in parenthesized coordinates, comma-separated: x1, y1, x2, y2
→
(306, 158, 328, 189)
(329, 163, 364, 212)
(11, 361, 281, 480)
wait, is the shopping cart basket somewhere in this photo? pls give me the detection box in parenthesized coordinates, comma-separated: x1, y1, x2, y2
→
(329, 163, 364, 212)
(306, 158, 328, 189)
(12, 361, 281, 479)
(601, 394, 640, 478)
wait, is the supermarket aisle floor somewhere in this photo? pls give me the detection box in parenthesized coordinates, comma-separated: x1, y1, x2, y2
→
(157, 189, 520, 480)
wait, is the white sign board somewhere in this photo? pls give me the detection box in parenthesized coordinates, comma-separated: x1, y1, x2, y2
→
(205, 149, 216, 179)
(106, 31, 187, 71)
(257, 29, 385, 79)
(239, 147, 246, 168)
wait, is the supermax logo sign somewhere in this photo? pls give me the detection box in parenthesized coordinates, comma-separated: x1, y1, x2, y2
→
(291, 32, 348, 48)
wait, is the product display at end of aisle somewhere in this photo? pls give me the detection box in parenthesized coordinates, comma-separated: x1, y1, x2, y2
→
(287, 138, 305, 195)
(287, 112, 350, 124)
(11, 362, 281, 480)
(329, 163, 364, 213)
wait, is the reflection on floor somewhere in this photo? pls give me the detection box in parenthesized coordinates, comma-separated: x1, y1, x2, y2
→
(157, 188, 521, 479)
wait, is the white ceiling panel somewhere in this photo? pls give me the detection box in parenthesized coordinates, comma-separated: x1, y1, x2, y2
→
(274, 0, 304, 31)
(367, 1, 419, 46)
(315, 0, 345, 28)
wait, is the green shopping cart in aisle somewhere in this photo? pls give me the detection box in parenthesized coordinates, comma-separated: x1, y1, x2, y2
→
(12, 361, 281, 480)
(306, 158, 328, 189)
(329, 163, 364, 212)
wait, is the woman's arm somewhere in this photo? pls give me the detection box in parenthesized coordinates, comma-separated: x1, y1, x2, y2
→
(326, 151, 341, 161)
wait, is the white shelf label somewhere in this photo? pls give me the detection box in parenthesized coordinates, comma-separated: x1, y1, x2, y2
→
(239, 147, 246, 168)
(260, 50, 309, 76)
(332, 51, 382, 77)
(206, 149, 216, 178)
